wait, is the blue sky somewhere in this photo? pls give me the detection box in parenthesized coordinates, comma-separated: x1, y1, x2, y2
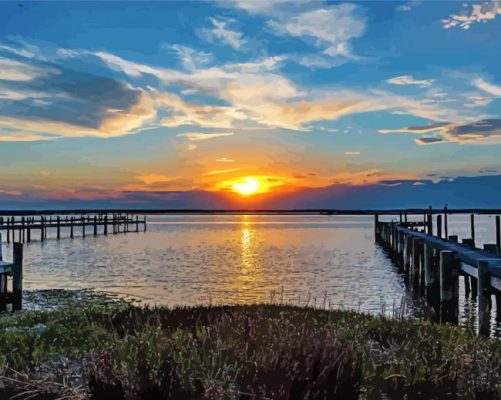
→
(0, 0, 500, 208)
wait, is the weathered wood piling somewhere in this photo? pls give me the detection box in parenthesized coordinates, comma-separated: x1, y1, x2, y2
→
(0, 239, 24, 311)
(375, 210, 501, 336)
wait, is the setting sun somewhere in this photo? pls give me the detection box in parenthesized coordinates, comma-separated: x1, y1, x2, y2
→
(232, 177, 260, 196)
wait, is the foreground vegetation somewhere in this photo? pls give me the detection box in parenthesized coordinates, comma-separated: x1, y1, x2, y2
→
(1, 295, 501, 399)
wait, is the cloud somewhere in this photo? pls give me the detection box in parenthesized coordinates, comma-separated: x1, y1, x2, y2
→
(230, 0, 312, 15)
(177, 132, 234, 141)
(165, 44, 212, 70)
(385, 75, 433, 88)
(216, 157, 235, 163)
(0, 41, 471, 140)
(414, 137, 444, 145)
(136, 174, 177, 185)
(396, 1, 421, 12)
(204, 18, 246, 50)
(379, 122, 450, 134)
(267, 3, 366, 67)
(344, 151, 361, 155)
(206, 167, 242, 176)
(0, 56, 164, 140)
(472, 78, 501, 96)
(442, 1, 501, 29)
(384, 119, 501, 145)
(0, 56, 58, 81)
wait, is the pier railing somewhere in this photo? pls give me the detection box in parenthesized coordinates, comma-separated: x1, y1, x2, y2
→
(375, 213, 501, 335)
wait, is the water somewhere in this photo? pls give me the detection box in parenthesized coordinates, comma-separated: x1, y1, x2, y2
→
(1, 215, 408, 313)
(2, 213, 501, 333)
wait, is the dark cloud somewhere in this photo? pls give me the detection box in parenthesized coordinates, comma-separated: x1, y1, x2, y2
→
(447, 119, 501, 139)
(415, 137, 443, 145)
(0, 61, 143, 129)
(406, 122, 449, 131)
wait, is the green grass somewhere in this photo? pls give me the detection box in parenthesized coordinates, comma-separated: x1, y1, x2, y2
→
(1, 297, 501, 399)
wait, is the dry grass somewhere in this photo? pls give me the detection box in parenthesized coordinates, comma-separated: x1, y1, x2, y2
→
(1, 298, 501, 399)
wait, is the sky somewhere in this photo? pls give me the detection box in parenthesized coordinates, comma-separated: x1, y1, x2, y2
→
(0, 0, 500, 209)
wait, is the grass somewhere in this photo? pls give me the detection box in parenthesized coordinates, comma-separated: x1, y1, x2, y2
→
(1, 295, 501, 399)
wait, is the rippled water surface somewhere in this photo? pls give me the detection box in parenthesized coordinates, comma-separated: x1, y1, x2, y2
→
(3, 215, 407, 312)
(3, 213, 501, 330)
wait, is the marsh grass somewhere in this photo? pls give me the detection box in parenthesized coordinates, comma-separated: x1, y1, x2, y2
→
(1, 298, 501, 399)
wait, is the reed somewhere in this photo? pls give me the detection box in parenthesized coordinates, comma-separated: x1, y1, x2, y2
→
(1, 295, 501, 399)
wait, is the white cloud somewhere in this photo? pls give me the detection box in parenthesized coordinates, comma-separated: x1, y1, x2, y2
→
(231, 0, 312, 15)
(472, 78, 501, 96)
(177, 132, 235, 141)
(0, 57, 57, 81)
(385, 75, 433, 88)
(165, 44, 212, 70)
(344, 151, 361, 155)
(442, 1, 501, 29)
(205, 18, 246, 50)
(216, 157, 235, 163)
(268, 4, 366, 64)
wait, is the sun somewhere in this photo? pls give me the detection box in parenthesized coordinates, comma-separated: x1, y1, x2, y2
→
(232, 177, 260, 196)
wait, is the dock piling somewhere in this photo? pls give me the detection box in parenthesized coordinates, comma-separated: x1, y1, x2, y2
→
(439, 250, 458, 324)
(478, 260, 491, 335)
(12, 242, 23, 311)
(496, 216, 500, 256)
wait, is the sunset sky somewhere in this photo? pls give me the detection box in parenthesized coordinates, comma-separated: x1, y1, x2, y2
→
(0, 1, 500, 209)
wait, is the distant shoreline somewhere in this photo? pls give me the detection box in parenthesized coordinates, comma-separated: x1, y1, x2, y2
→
(0, 208, 500, 216)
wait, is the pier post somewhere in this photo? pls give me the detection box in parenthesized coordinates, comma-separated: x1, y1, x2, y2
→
(27, 218, 31, 243)
(82, 215, 86, 238)
(478, 260, 491, 336)
(496, 216, 500, 256)
(104, 215, 108, 235)
(462, 238, 475, 248)
(144, 216, 147, 232)
(57, 216, 61, 239)
(12, 242, 23, 311)
(444, 205, 448, 240)
(94, 216, 98, 236)
(484, 244, 498, 254)
(18, 219, 22, 242)
(439, 250, 458, 324)
(70, 217, 74, 238)
(437, 215, 442, 239)
(41, 217, 45, 241)
(0, 233, 4, 311)
(424, 243, 436, 300)
(403, 236, 411, 284)
(411, 238, 421, 293)
(136, 215, 139, 233)
(428, 206, 433, 235)
(470, 214, 475, 247)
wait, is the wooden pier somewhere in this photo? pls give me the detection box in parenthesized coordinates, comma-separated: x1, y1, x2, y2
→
(375, 209, 501, 335)
(0, 213, 147, 243)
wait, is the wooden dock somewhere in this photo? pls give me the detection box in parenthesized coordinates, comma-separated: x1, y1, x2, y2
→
(375, 209, 501, 335)
(0, 213, 147, 243)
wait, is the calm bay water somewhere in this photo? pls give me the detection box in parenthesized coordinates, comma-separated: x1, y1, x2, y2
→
(3, 213, 501, 333)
